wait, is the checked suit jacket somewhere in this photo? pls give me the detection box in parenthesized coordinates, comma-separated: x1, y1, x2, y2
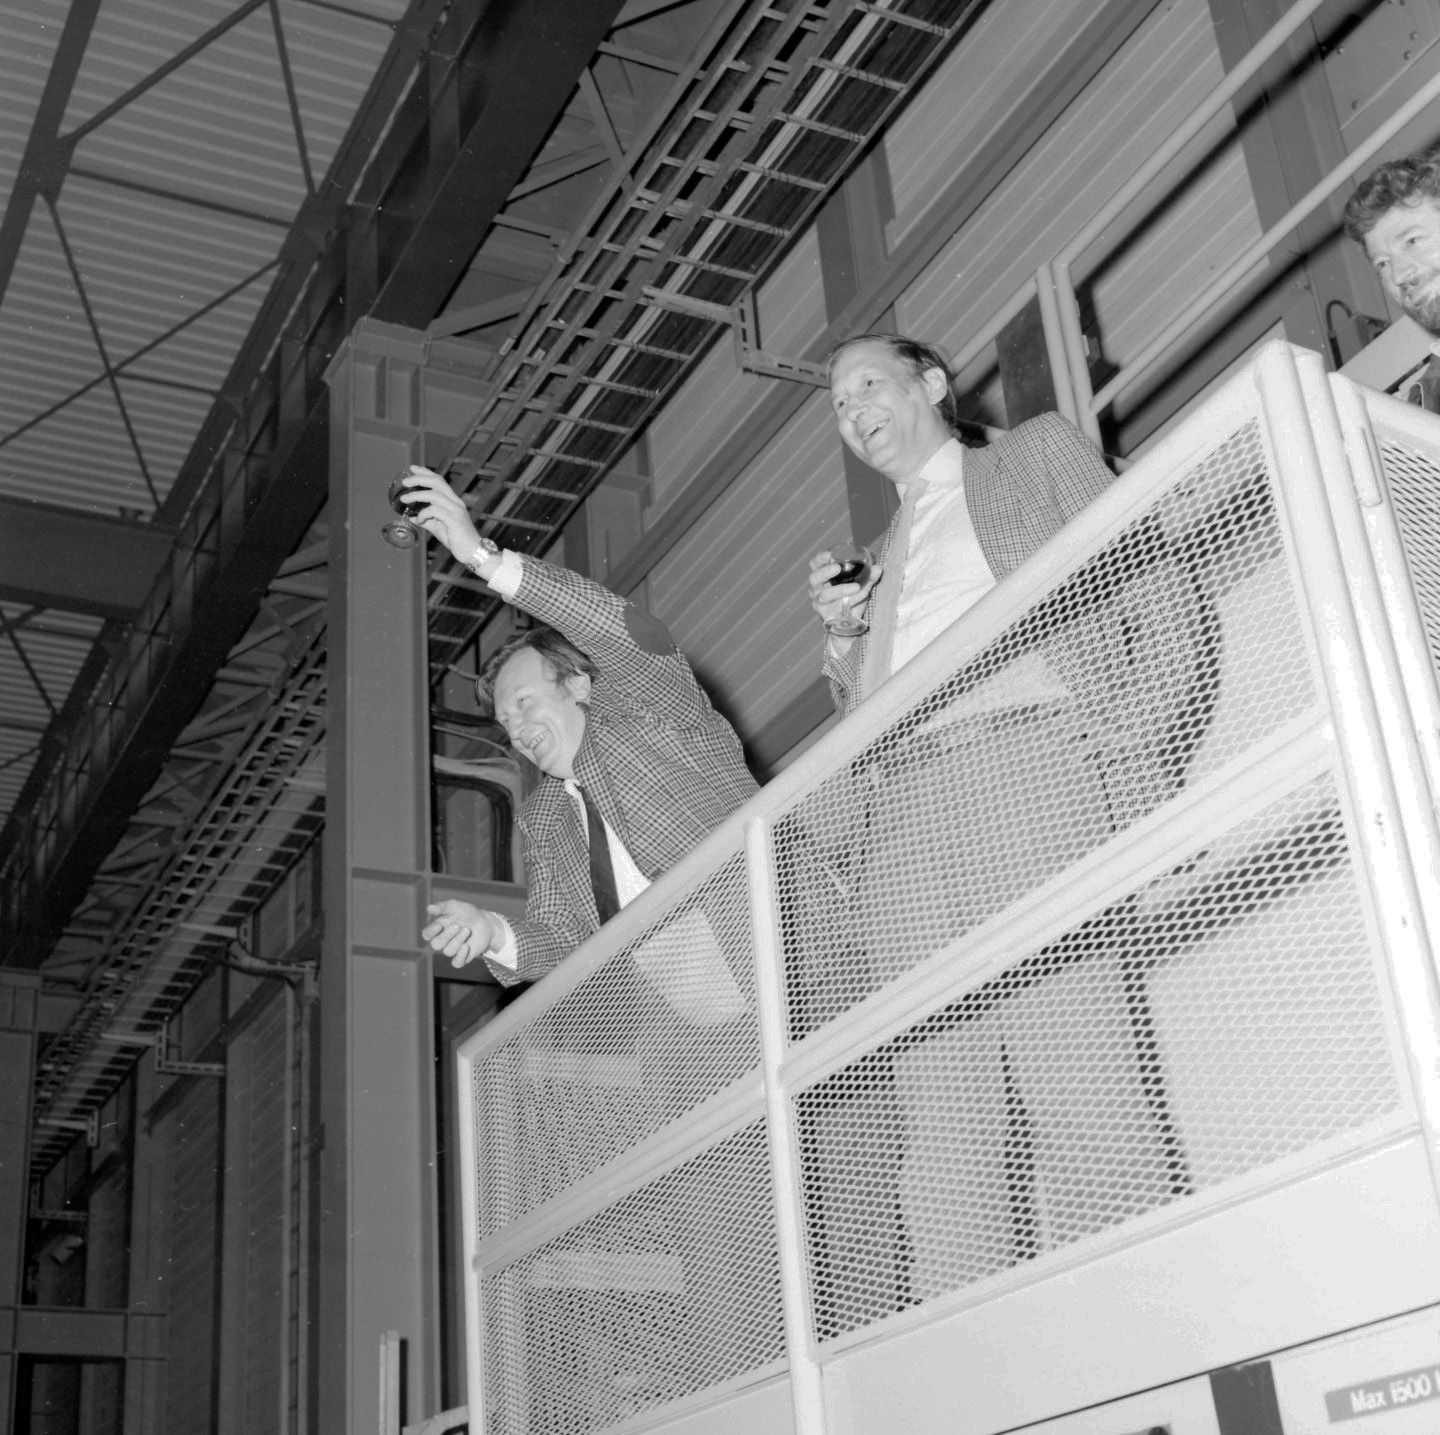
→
(823, 411, 1217, 831)
(492, 556, 759, 985)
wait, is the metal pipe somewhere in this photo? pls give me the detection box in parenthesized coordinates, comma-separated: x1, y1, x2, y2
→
(747, 814, 828, 1435)
(1035, 261, 1081, 429)
(1050, 260, 1104, 446)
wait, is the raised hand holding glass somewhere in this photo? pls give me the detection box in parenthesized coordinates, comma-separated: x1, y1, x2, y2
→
(382, 472, 424, 548)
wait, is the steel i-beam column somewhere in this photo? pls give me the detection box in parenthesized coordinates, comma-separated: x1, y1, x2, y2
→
(0, 975, 39, 1429)
(321, 319, 443, 1433)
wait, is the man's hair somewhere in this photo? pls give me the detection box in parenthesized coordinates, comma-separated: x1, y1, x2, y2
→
(475, 625, 600, 717)
(825, 332, 960, 428)
(1343, 148, 1440, 243)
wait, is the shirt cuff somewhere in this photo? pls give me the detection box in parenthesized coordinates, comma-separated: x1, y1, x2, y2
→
(486, 549, 523, 599)
(486, 914, 518, 971)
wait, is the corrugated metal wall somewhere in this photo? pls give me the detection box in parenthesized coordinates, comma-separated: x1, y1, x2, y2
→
(898, 0, 1259, 398)
(646, 230, 828, 516)
(637, 0, 1262, 753)
(645, 229, 839, 741)
(652, 392, 845, 738)
(883, 0, 1103, 246)
(163, 1077, 222, 1433)
(238, 990, 292, 1435)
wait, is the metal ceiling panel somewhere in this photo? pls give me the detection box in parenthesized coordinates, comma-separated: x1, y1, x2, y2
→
(273, 0, 403, 178)
(68, 19, 313, 220)
(118, 279, 271, 390)
(0, 210, 110, 428)
(0, 2, 70, 214)
(112, 378, 218, 487)
(1, 386, 152, 513)
(55, 175, 284, 363)
(0, 0, 434, 866)
(57, 0, 277, 133)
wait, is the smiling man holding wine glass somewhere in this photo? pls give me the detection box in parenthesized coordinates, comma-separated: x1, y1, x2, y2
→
(806, 331, 1214, 831)
(798, 332, 1219, 1329)
(810, 333, 1130, 716)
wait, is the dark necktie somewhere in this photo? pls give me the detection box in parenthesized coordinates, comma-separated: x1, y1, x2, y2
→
(1407, 353, 1440, 412)
(579, 786, 621, 925)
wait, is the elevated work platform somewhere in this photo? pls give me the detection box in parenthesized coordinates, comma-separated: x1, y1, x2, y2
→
(456, 341, 1440, 1435)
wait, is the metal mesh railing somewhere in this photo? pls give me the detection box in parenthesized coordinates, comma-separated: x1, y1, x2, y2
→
(1377, 435, 1440, 679)
(457, 343, 1438, 1434)
(481, 1123, 784, 1435)
(794, 772, 1394, 1338)
(777, 415, 1321, 1037)
(473, 848, 760, 1236)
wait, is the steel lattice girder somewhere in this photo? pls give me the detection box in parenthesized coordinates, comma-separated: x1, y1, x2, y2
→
(422, 0, 976, 679)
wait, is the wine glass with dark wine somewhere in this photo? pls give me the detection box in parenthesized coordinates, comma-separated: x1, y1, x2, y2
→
(825, 541, 873, 637)
(382, 472, 425, 548)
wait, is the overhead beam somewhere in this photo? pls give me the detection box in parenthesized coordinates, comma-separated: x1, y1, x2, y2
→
(0, 0, 101, 302)
(369, 0, 630, 324)
(0, 496, 175, 619)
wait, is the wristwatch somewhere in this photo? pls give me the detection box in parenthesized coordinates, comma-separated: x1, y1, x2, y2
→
(467, 536, 501, 573)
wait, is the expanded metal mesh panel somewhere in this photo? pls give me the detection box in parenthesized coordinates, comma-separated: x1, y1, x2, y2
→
(795, 775, 1402, 1341)
(482, 1124, 784, 1435)
(778, 421, 1318, 1036)
(1378, 437, 1440, 677)
(474, 854, 760, 1234)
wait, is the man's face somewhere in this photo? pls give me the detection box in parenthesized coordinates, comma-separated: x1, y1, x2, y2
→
(829, 340, 952, 484)
(1364, 198, 1440, 333)
(492, 648, 590, 780)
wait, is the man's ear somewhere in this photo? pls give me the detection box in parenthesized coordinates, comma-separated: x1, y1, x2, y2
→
(921, 366, 948, 407)
(564, 671, 592, 706)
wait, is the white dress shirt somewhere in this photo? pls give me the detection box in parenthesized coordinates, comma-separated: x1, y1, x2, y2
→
(883, 437, 1070, 713)
(889, 438, 994, 672)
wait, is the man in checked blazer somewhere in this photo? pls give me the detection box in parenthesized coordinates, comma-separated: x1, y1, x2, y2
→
(401, 467, 758, 986)
(796, 334, 1218, 1331)
(808, 331, 1214, 837)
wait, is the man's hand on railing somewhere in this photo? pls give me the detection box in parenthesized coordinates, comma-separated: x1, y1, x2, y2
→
(422, 899, 499, 968)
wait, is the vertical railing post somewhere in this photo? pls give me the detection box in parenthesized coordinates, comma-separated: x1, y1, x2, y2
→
(1049, 258, 1103, 447)
(1035, 261, 1081, 430)
(746, 816, 827, 1435)
(1255, 343, 1440, 1207)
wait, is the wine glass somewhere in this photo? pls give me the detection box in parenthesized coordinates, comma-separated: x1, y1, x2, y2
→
(382, 472, 425, 549)
(825, 541, 873, 637)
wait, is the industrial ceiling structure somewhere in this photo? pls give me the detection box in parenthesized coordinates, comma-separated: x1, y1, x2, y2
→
(0, 0, 972, 1176)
